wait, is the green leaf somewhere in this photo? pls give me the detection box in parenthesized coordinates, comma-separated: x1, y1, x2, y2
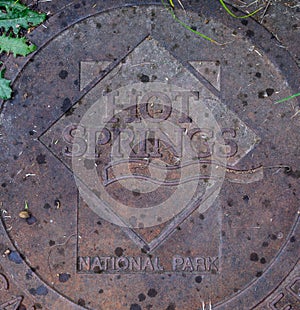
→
(275, 92, 300, 104)
(0, 34, 36, 56)
(0, 0, 46, 34)
(169, 0, 174, 7)
(0, 68, 12, 100)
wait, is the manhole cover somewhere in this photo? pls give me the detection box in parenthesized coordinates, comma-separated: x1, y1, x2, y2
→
(0, 1, 299, 309)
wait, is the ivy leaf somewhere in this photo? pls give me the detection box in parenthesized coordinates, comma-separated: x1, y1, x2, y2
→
(0, 67, 12, 100)
(0, 34, 36, 56)
(0, 0, 46, 34)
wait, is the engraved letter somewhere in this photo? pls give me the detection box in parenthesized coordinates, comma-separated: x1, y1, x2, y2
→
(218, 128, 238, 158)
(140, 91, 172, 122)
(188, 128, 214, 158)
(142, 257, 154, 271)
(172, 256, 184, 271)
(91, 256, 103, 271)
(205, 257, 219, 272)
(78, 256, 91, 272)
(102, 257, 111, 271)
(173, 91, 198, 123)
(194, 257, 206, 272)
(63, 124, 87, 157)
(116, 257, 129, 270)
(103, 91, 119, 123)
(129, 257, 142, 271)
(153, 257, 164, 271)
(182, 257, 194, 272)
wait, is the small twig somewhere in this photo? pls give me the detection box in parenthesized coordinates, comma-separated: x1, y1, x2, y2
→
(260, 0, 272, 23)
(176, 0, 185, 11)
(291, 109, 300, 119)
(49, 234, 76, 248)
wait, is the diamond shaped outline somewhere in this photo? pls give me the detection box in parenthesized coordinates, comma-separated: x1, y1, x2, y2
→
(39, 35, 260, 253)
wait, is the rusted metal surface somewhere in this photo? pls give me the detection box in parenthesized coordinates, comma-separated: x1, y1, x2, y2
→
(0, 1, 299, 309)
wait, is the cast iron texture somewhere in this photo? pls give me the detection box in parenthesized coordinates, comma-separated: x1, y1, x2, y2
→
(0, 1, 299, 309)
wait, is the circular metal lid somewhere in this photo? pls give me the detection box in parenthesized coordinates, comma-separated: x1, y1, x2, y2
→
(0, 1, 299, 309)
